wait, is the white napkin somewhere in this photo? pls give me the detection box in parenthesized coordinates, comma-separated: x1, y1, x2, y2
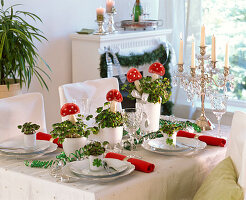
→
(226, 111, 246, 190)
(104, 158, 128, 172)
(0, 93, 47, 142)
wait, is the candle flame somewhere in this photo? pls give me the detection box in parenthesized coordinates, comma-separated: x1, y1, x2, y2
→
(180, 32, 183, 40)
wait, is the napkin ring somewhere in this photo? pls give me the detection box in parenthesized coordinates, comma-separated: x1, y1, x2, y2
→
(194, 135, 200, 139)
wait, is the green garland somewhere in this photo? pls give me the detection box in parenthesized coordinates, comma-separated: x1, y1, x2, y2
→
(99, 44, 173, 115)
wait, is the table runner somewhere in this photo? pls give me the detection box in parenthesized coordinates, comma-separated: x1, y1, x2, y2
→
(0, 125, 230, 200)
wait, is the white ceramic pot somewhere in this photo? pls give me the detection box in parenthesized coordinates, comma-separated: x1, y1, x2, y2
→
(63, 137, 87, 157)
(136, 100, 161, 133)
(0, 82, 21, 99)
(24, 133, 36, 148)
(163, 131, 177, 146)
(89, 127, 123, 148)
(89, 154, 104, 171)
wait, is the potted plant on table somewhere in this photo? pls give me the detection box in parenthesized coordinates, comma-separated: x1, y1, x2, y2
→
(0, 1, 51, 98)
(18, 122, 40, 148)
(83, 141, 106, 171)
(122, 63, 171, 133)
(159, 121, 183, 146)
(95, 89, 124, 148)
(51, 103, 98, 157)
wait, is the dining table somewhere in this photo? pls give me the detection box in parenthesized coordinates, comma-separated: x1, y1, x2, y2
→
(0, 124, 230, 200)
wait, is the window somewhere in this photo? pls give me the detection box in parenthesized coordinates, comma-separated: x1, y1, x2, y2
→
(202, 0, 246, 101)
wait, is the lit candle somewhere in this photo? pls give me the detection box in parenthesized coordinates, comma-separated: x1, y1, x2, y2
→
(200, 24, 205, 47)
(96, 7, 105, 21)
(211, 35, 216, 62)
(106, 0, 115, 13)
(191, 35, 196, 68)
(225, 42, 229, 68)
(178, 33, 183, 64)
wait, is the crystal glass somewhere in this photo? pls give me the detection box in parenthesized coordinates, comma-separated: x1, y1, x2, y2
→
(122, 108, 142, 151)
(210, 94, 227, 137)
(73, 98, 89, 116)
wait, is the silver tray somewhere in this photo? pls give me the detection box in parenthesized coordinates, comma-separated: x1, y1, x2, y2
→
(116, 20, 163, 31)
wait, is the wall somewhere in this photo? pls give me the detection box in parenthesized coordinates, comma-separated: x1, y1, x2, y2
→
(5, 0, 159, 132)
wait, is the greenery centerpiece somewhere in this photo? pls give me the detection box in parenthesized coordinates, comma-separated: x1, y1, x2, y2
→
(18, 122, 40, 147)
(0, 1, 51, 98)
(122, 63, 171, 133)
(95, 89, 124, 147)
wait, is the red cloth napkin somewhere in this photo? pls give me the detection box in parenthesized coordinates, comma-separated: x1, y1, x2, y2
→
(105, 152, 155, 173)
(36, 132, 63, 148)
(177, 130, 226, 147)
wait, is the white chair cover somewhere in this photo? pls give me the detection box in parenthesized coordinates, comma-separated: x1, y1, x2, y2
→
(58, 77, 121, 119)
(226, 111, 246, 191)
(0, 93, 47, 142)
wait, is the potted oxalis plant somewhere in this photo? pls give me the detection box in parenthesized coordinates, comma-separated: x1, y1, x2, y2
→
(122, 63, 171, 133)
(83, 141, 107, 171)
(18, 122, 40, 148)
(0, 1, 51, 98)
(51, 103, 98, 157)
(94, 89, 124, 148)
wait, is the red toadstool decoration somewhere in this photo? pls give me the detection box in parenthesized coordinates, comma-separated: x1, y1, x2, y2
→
(148, 62, 165, 81)
(106, 89, 123, 112)
(60, 103, 80, 124)
(126, 68, 142, 92)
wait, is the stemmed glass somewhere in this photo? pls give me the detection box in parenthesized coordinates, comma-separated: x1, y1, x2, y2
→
(73, 98, 89, 116)
(210, 94, 227, 138)
(122, 108, 142, 151)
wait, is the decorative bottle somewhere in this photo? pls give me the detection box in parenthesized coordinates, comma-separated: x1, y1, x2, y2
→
(132, 0, 143, 22)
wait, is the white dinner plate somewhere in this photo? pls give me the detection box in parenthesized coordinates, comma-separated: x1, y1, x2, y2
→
(148, 138, 190, 152)
(0, 142, 58, 159)
(142, 137, 206, 156)
(62, 160, 135, 182)
(70, 158, 128, 178)
(0, 140, 51, 155)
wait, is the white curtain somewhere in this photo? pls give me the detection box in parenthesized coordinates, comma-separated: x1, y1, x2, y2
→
(159, 0, 202, 119)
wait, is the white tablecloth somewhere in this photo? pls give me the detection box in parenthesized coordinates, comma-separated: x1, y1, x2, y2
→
(0, 126, 230, 200)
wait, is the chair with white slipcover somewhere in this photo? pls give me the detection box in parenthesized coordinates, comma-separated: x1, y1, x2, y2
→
(58, 77, 121, 119)
(0, 93, 47, 142)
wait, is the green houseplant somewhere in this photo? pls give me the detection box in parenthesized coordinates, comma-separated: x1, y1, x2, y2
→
(18, 122, 40, 148)
(0, 1, 51, 98)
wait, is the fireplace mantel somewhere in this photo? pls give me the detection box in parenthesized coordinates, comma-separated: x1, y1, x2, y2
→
(70, 29, 172, 83)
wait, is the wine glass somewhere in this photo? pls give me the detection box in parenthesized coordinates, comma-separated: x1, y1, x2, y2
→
(122, 108, 142, 151)
(210, 94, 227, 138)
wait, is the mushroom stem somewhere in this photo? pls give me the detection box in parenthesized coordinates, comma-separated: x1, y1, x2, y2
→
(110, 101, 117, 113)
(68, 115, 77, 124)
(134, 80, 141, 92)
(151, 74, 159, 81)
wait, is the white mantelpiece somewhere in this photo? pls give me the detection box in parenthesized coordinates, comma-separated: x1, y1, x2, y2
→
(70, 29, 172, 83)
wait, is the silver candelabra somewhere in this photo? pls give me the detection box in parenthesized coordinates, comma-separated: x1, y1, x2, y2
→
(173, 46, 234, 131)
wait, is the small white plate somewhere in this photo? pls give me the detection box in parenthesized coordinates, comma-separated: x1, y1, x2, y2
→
(70, 158, 128, 178)
(62, 160, 135, 182)
(0, 140, 51, 155)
